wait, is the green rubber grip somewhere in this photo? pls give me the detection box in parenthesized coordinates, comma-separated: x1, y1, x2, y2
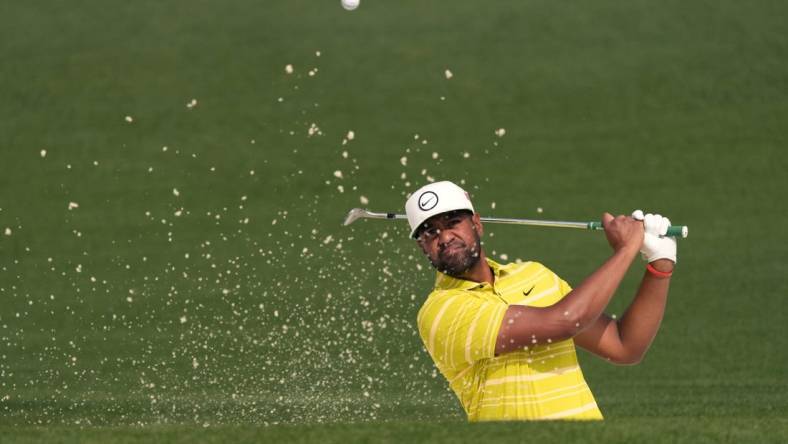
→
(587, 222, 688, 238)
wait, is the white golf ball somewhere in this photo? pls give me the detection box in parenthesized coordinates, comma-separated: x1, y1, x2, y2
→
(341, 0, 359, 11)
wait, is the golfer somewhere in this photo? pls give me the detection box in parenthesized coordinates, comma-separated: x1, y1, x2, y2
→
(408, 181, 677, 421)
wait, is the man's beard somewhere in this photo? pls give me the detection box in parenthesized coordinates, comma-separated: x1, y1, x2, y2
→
(430, 232, 481, 278)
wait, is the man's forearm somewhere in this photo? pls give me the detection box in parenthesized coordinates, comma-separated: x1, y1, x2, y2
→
(557, 246, 640, 331)
(616, 260, 672, 361)
(496, 247, 640, 353)
(496, 213, 647, 354)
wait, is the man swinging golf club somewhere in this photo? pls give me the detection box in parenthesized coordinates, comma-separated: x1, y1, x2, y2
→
(408, 181, 677, 421)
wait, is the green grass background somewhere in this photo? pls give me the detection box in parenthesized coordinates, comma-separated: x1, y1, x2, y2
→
(1, 0, 787, 442)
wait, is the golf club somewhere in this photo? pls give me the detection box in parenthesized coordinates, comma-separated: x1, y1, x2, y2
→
(342, 208, 689, 238)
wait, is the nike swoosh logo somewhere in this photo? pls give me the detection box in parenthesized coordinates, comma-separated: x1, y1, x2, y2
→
(523, 285, 535, 296)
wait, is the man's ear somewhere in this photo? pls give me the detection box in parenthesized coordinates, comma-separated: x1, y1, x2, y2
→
(472, 212, 483, 236)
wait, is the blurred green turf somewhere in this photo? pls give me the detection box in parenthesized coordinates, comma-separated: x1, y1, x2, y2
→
(3, 417, 788, 444)
(1, 0, 787, 441)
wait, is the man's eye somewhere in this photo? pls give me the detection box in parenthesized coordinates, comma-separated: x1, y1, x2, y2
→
(421, 228, 439, 239)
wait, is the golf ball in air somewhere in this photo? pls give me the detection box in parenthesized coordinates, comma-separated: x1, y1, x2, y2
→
(341, 0, 359, 10)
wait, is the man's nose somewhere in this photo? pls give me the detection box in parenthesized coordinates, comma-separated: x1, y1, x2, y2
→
(437, 227, 454, 245)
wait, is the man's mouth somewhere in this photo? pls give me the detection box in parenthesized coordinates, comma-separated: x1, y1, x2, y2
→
(440, 243, 465, 256)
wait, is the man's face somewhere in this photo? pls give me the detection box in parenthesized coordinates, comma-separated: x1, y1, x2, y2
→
(416, 211, 483, 278)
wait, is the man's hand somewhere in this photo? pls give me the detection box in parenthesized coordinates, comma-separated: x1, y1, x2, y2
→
(602, 212, 644, 254)
(632, 210, 677, 264)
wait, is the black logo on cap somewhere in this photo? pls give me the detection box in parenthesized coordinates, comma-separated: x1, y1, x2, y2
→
(418, 191, 439, 211)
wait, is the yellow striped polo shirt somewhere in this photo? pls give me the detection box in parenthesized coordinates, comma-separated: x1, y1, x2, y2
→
(417, 258, 603, 421)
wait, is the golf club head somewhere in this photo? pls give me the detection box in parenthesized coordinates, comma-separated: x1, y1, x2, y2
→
(343, 208, 370, 226)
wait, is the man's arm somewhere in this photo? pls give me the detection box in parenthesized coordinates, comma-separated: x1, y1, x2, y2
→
(495, 213, 642, 355)
(573, 258, 673, 364)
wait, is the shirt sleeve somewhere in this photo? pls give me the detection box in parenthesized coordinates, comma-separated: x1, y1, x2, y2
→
(417, 291, 508, 371)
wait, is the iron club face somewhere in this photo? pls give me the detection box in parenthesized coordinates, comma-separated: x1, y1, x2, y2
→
(342, 208, 371, 226)
(342, 208, 404, 226)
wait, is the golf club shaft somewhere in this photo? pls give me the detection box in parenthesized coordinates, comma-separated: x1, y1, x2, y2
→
(352, 210, 688, 238)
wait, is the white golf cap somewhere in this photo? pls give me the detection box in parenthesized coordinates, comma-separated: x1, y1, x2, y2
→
(405, 181, 475, 238)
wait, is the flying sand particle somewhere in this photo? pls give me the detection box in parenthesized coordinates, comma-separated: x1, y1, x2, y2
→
(68, 202, 79, 210)
(495, 128, 506, 137)
(444, 69, 453, 79)
(307, 123, 321, 137)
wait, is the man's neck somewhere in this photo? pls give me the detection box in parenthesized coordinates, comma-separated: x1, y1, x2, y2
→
(459, 250, 494, 286)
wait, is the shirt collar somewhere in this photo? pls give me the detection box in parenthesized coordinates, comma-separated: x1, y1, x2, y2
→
(433, 257, 508, 291)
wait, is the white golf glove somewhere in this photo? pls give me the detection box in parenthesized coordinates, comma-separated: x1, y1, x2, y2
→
(632, 210, 677, 263)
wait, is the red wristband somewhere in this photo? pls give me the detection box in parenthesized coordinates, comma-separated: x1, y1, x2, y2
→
(646, 263, 673, 278)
